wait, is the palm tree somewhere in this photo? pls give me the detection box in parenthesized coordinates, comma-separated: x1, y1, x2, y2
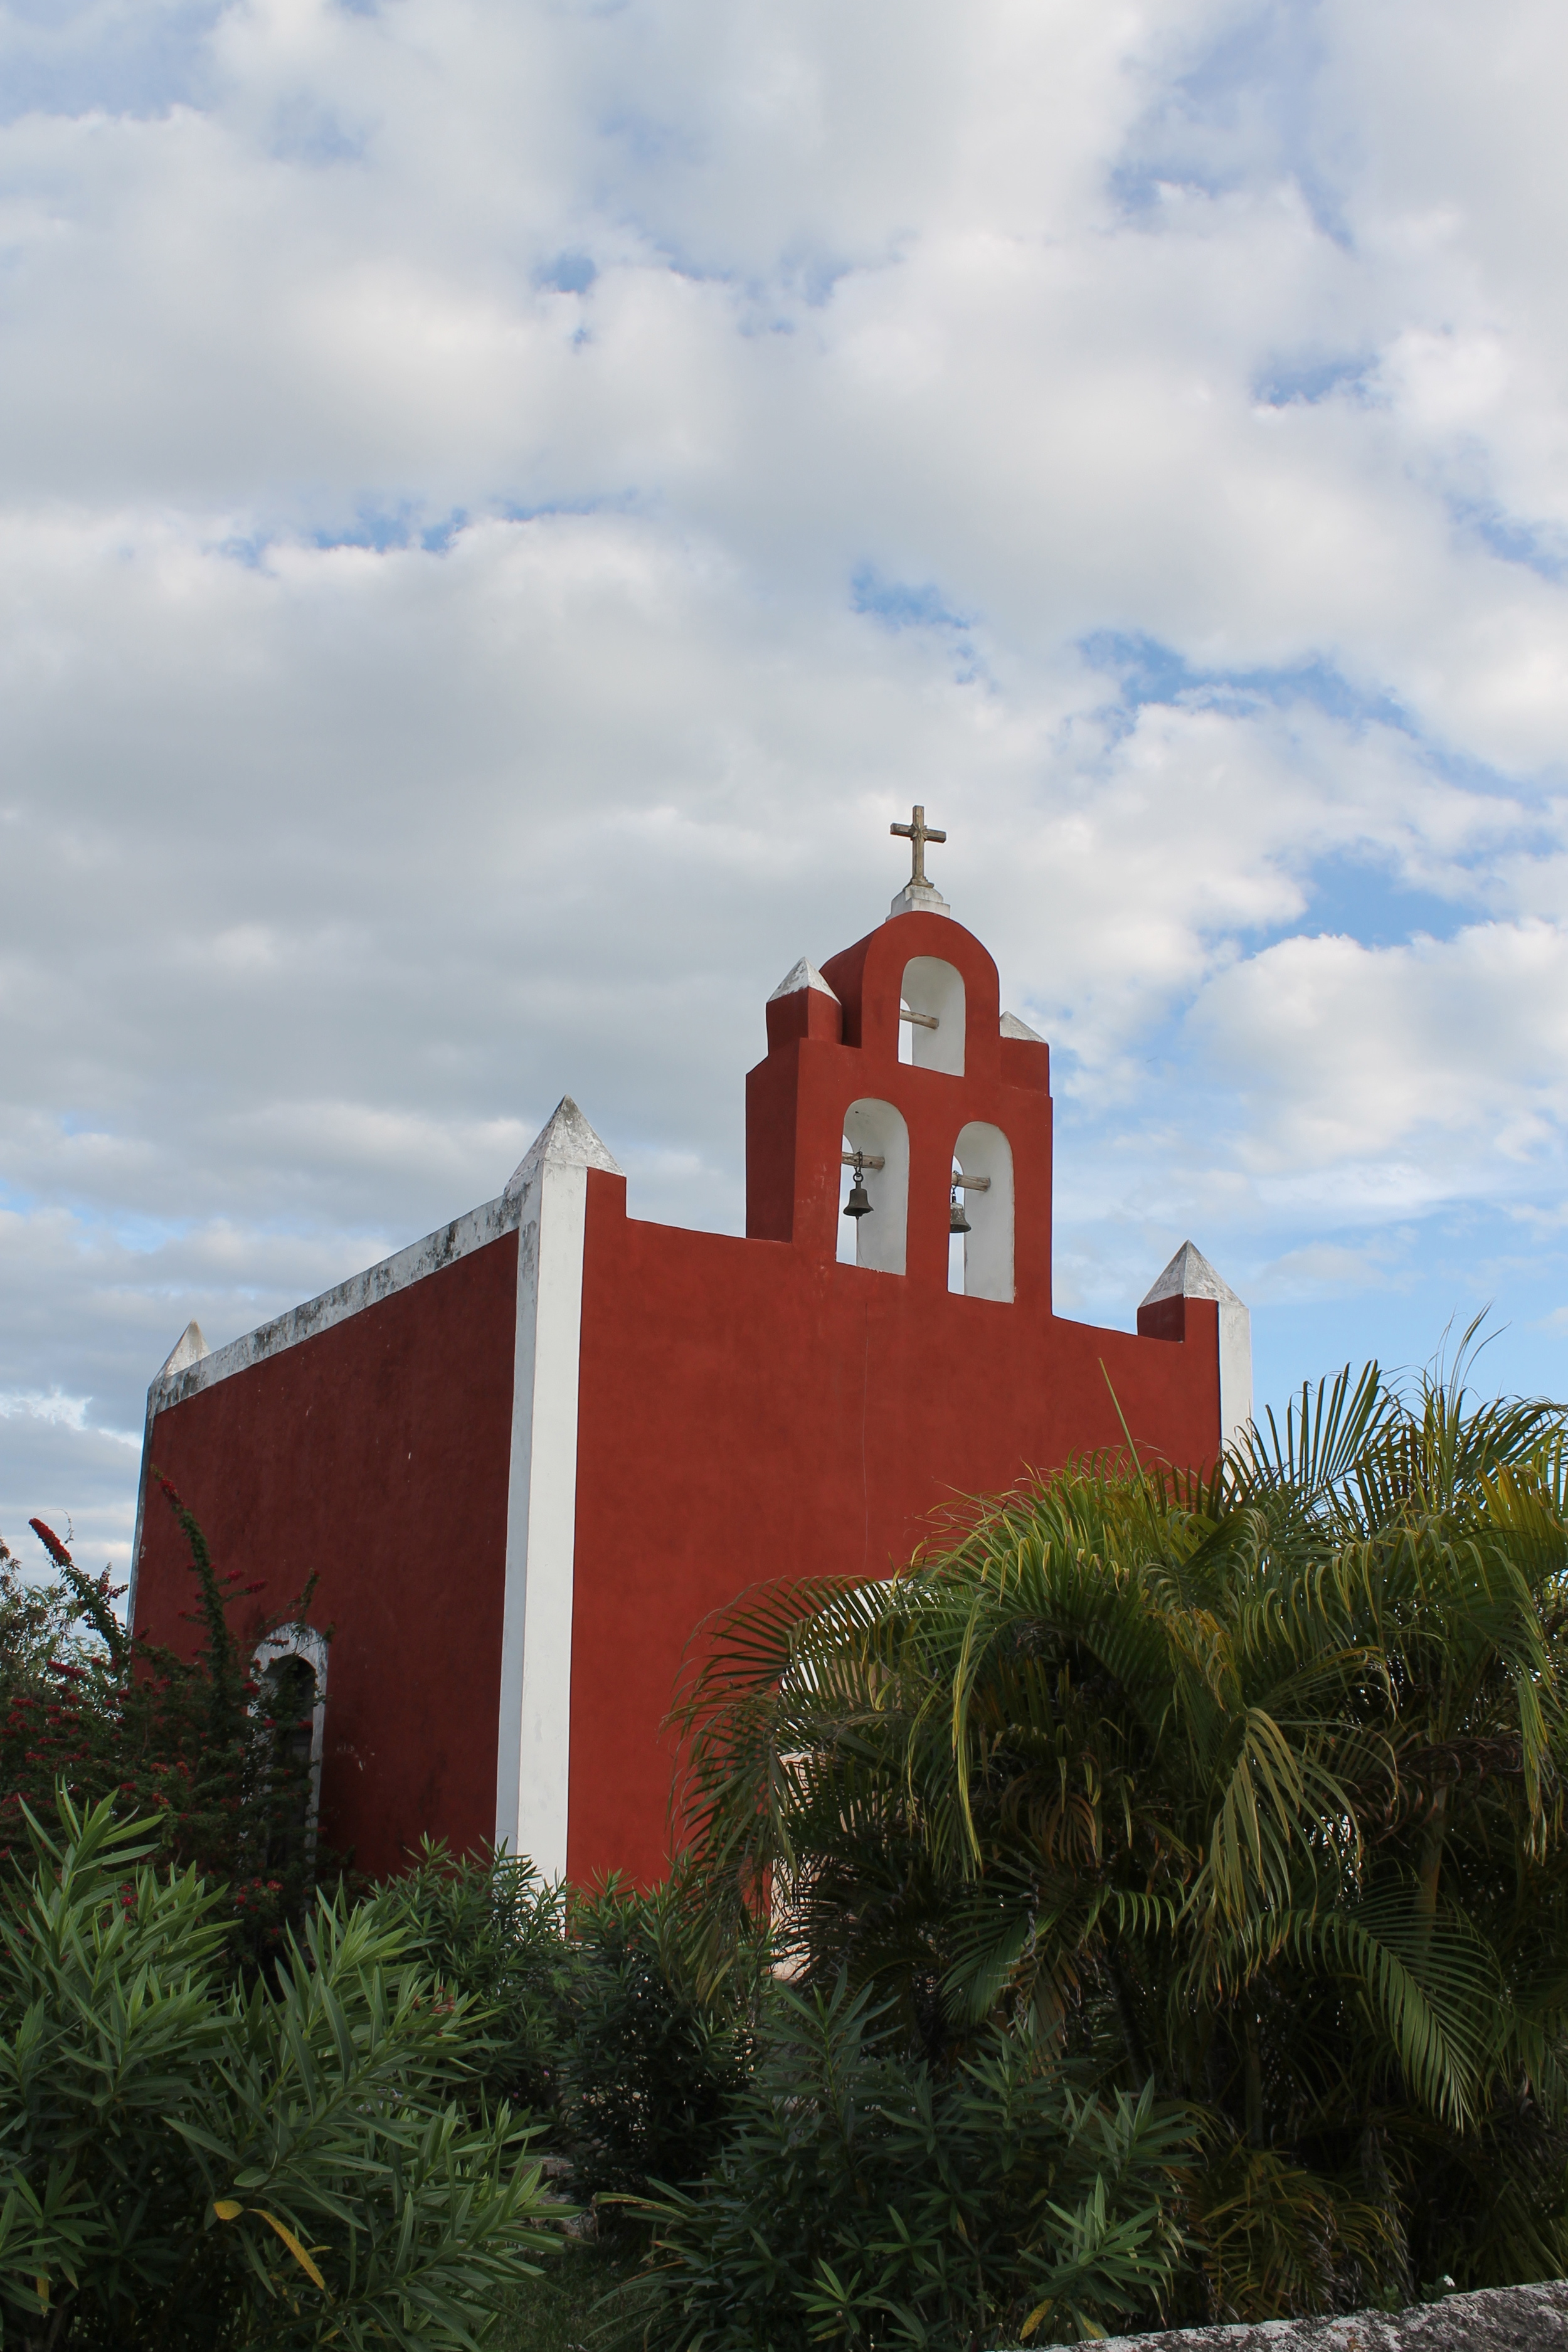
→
(670, 1347, 1568, 2316)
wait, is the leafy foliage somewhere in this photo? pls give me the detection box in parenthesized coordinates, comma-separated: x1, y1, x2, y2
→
(363, 1847, 765, 2218)
(0, 1792, 561, 2351)
(625, 1976, 1192, 2351)
(671, 1350, 1568, 2315)
(361, 1840, 575, 2122)
(557, 1867, 765, 2210)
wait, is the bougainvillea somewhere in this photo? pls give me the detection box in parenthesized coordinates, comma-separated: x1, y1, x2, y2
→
(0, 1483, 330, 1964)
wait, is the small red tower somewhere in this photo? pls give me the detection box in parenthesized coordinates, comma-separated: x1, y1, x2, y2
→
(130, 827, 1249, 1887)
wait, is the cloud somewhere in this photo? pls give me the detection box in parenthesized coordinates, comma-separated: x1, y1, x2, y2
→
(1, 1387, 91, 1433)
(1192, 918, 1568, 1176)
(5, 0, 1568, 1557)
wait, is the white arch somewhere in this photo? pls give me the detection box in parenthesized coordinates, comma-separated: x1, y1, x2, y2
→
(900, 957, 965, 1075)
(841, 1099, 910, 1275)
(252, 1622, 329, 1841)
(953, 1121, 1014, 1302)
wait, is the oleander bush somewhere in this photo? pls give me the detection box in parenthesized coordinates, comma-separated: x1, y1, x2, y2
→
(0, 1793, 561, 2352)
(363, 1846, 766, 2216)
(553, 1866, 766, 2212)
(622, 1975, 1194, 2352)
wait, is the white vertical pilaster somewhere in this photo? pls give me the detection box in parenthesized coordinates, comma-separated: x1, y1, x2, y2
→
(494, 1098, 622, 1877)
(1140, 1241, 1253, 1452)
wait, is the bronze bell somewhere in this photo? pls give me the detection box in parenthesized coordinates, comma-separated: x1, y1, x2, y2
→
(844, 1152, 874, 1220)
(950, 1184, 971, 1236)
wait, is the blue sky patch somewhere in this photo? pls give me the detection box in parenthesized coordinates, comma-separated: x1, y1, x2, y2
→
(539, 251, 598, 295)
(1108, 0, 1349, 246)
(1451, 497, 1568, 585)
(1299, 850, 1472, 948)
(1254, 353, 1372, 407)
(0, 0, 223, 124)
(851, 567, 969, 631)
(1079, 630, 1409, 732)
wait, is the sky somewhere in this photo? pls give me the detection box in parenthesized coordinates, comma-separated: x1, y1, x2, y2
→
(4, 0, 1568, 1579)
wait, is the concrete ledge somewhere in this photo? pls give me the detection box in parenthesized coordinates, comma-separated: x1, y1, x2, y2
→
(1074, 2280, 1568, 2352)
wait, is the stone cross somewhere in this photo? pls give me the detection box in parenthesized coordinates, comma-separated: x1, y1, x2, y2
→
(891, 805, 946, 891)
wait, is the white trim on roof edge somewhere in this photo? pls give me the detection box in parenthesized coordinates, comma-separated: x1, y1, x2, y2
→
(149, 1194, 522, 1416)
(127, 1195, 523, 1629)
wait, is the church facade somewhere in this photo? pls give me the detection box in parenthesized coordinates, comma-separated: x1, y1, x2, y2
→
(129, 837, 1250, 1886)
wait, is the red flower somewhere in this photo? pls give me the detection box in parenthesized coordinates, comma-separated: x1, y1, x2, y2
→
(28, 1519, 73, 1568)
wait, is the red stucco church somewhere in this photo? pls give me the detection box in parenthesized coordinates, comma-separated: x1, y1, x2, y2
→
(130, 818, 1250, 1886)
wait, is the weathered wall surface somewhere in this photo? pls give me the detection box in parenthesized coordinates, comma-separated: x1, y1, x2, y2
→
(134, 1232, 520, 1878)
(1078, 2280, 1568, 2352)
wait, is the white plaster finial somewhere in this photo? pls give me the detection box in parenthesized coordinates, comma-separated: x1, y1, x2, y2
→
(1000, 1010, 1046, 1042)
(887, 879, 951, 919)
(1141, 1241, 1241, 1310)
(768, 959, 840, 1004)
(1142, 1242, 1253, 1451)
(504, 1097, 623, 1200)
(158, 1321, 208, 1379)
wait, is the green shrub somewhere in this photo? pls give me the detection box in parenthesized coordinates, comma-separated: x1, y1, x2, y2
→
(361, 1840, 574, 2119)
(0, 1793, 562, 2350)
(558, 1870, 763, 2212)
(624, 1977, 1193, 2351)
(363, 1848, 766, 2223)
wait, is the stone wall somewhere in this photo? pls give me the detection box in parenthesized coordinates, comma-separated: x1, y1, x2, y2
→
(1074, 2280, 1568, 2352)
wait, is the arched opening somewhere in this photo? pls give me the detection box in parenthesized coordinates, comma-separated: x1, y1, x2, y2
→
(951, 1121, 1014, 1301)
(252, 1623, 329, 1868)
(837, 1099, 910, 1274)
(900, 957, 965, 1075)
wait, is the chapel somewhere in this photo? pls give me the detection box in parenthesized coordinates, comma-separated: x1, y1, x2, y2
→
(130, 816, 1250, 1885)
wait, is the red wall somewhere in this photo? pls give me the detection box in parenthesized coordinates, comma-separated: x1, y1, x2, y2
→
(566, 912, 1221, 1887)
(133, 1233, 519, 1880)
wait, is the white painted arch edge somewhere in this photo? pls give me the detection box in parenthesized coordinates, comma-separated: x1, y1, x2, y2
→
(252, 1621, 330, 1841)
